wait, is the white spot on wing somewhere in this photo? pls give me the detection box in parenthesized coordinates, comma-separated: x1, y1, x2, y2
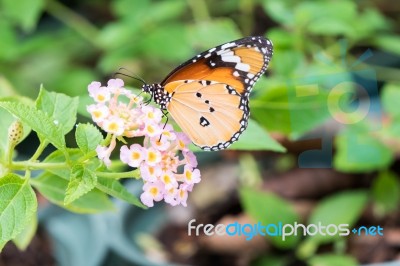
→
(233, 71, 240, 77)
(221, 42, 235, 49)
(235, 62, 250, 72)
(216, 49, 226, 55)
(221, 55, 241, 63)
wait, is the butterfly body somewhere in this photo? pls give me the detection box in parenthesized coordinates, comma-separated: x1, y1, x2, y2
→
(141, 36, 273, 151)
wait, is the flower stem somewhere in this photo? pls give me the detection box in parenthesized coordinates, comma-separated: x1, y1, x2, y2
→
(96, 169, 141, 179)
(12, 161, 67, 171)
(29, 140, 48, 162)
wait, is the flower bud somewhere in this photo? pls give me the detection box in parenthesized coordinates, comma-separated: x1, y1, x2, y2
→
(8, 120, 23, 146)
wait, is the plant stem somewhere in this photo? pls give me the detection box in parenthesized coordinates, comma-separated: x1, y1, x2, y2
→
(45, 0, 101, 49)
(12, 161, 67, 171)
(29, 140, 48, 162)
(96, 169, 141, 179)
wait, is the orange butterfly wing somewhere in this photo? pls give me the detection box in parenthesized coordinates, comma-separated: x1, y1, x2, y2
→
(155, 36, 273, 150)
(162, 36, 273, 96)
(165, 80, 247, 150)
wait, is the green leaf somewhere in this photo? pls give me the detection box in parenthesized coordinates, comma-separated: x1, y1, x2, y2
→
(0, 20, 19, 61)
(36, 87, 79, 135)
(0, 0, 45, 32)
(308, 254, 357, 266)
(334, 127, 393, 172)
(43, 149, 83, 180)
(251, 82, 330, 138)
(297, 191, 367, 259)
(266, 28, 295, 50)
(229, 119, 286, 152)
(137, 23, 192, 61)
(382, 83, 400, 119)
(270, 50, 304, 77)
(307, 18, 354, 36)
(0, 101, 66, 151)
(65, 165, 97, 205)
(240, 187, 300, 249)
(96, 177, 145, 208)
(0, 174, 37, 250)
(294, 1, 357, 30)
(12, 214, 37, 250)
(75, 123, 103, 154)
(372, 35, 400, 56)
(372, 171, 400, 215)
(188, 19, 242, 49)
(308, 190, 367, 244)
(261, 0, 296, 27)
(32, 172, 114, 214)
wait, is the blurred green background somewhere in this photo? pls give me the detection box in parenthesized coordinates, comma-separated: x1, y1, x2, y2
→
(1, 0, 400, 265)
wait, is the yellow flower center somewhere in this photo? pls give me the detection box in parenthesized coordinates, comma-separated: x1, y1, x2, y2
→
(93, 110, 102, 118)
(147, 112, 154, 119)
(131, 152, 141, 160)
(148, 151, 157, 162)
(185, 170, 192, 181)
(97, 94, 105, 101)
(149, 187, 158, 197)
(148, 167, 154, 175)
(163, 174, 171, 184)
(179, 140, 185, 149)
(147, 125, 154, 134)
(108, 122, 118, 131)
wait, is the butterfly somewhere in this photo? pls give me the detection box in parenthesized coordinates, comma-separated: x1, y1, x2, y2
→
(142, 36, 273, 151)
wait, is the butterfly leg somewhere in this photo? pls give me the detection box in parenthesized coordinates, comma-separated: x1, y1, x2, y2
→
(157, 109, 169, 142)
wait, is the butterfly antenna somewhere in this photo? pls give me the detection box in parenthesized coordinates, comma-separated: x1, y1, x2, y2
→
(113, 67, 147, 85)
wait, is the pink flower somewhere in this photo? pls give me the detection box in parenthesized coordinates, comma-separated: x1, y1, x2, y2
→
(161, 124, 177, 141)
(183, 150, 198, 168)
(140, 181, 164, 207)
(107, 78, 124, 91)
(150, 137, 170, 151)
(160, 171, 178, 190)
(142, 105, 163, 124)
(164, 187, 178, 206)
(87, 104, 110, 123)
(144, 147, 162, 166)
(103, 116, 125, 136)
(96, 145, 111, 167)
(88, 81, 101, 97)
(143, 123, 162, 138)
(183, 166, 201, 185)
(140, 165, 162, 182)
(87, 79, 202, 208)
(120, 144, 144, 168)
(176, 132, 191, 151)
(175, 184, 189, 207)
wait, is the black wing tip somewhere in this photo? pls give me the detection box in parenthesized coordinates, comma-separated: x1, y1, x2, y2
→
(237, 36, 273, 48)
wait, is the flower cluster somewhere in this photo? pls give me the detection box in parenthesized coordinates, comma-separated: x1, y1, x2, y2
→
(87, 79, 201, 207)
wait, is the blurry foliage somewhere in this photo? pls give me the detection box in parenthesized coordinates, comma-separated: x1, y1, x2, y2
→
(0, 0, 400, 264)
